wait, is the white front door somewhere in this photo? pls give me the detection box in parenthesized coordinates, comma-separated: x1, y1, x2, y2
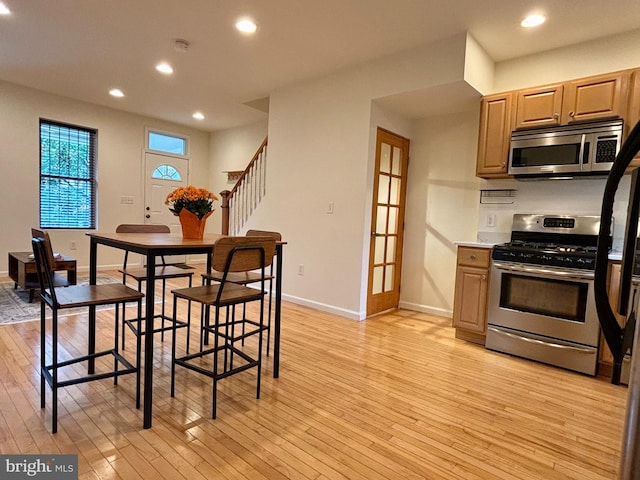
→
(144, 152, 189, 233)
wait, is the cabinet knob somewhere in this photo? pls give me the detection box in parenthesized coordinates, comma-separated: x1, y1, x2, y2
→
(481, 274, 487, 281)
(569, 111, 575, 117)
(470, 254, 477, 261)
(553, 112, 560, 119)
(145, 214, 151, 219)
(501, 162, 506, 168)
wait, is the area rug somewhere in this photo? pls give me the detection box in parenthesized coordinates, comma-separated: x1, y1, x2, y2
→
(0, 273, 138, 325)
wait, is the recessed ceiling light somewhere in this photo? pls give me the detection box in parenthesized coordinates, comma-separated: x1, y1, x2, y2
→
(0, 2, 10, 15)
(155, 62, 174, 74)
(235, 18, 257, 34)
(109, 88, 125, 98)
(192, 112, 205, 120)
(521, 13, 546, 28)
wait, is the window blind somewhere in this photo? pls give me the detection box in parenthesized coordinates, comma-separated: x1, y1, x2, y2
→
(40, 120, 97, 229)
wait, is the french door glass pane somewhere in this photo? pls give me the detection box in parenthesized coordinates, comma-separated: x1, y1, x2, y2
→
(386, 236, 396, 263)
(392, 147, 402, 175)
(384, 265, 394, 292)
(378, 175, 390, 203)
(388, 207, 398, 234)
(390, 177, 400, 205)
(373, 266, 384, 294)
(374, 236, 385, 263)
(380, 143, 391, 173)
(377, 206, 388, 234)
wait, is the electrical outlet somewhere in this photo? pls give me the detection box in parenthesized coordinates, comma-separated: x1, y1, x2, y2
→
(486, 213, 496, 227)
(327, 202, 334, 214)
(120, 196, 134, 204)
(298, 264, 304, 276)
(70, 241, 77, 250)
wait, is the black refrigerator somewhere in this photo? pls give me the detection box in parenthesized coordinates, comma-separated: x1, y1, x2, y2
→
(595, 119, 640, 479)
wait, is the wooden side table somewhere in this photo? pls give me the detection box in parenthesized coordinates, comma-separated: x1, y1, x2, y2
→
(8, 251, 77, 302)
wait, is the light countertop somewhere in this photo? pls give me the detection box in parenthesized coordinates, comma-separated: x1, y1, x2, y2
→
(455, 241, 498, 249)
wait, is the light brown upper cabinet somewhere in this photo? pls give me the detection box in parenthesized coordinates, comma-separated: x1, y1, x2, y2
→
(476, 92, 515, 178)
(562, 71, 629, 125)
(627, 69, 640, 133)
(625, 69, 640, 168)
(515, 84, 564, 129)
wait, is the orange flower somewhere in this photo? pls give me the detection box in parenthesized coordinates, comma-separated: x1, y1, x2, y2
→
(165, 186, 219, 220)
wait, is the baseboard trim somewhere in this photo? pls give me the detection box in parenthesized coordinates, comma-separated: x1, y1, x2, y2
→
(398, 301, 452, 319)
(281, 294, 365, 320)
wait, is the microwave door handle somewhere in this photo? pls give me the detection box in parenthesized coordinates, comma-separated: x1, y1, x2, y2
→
(579, 134, 587, 172)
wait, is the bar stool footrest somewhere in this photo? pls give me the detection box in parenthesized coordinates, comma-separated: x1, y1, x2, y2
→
(42, 349, 137, 388)
(175, 344, 258, 380)
(124, 314, 188, 337)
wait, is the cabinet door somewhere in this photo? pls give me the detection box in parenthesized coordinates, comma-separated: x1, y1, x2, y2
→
(453, 265, 489, 334)
(476, 93, 514, 178)
(628, 69, 640, 130)
(627, 70, 640, 170)
(562, 71, 629, 124)
(515, 84, 563, 129)
(600, 262, 626, 366)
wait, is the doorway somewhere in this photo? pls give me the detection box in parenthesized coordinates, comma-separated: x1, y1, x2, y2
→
(144, 152, 189, 233)
(366, 128, 410, 316)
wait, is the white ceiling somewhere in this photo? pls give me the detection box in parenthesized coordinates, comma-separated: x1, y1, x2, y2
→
(2, 0, 640, 131)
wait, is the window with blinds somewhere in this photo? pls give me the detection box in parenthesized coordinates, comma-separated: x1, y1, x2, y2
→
(39, 120, 97, 229)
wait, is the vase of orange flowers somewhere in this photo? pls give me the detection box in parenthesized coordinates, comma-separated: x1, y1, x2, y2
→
(165, 185, 219, 239)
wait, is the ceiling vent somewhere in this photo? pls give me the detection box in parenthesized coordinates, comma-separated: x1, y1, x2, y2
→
(174, 39, 190, 53)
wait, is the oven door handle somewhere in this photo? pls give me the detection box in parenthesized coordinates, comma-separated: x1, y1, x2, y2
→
(487, 327, 596, 354)
(493, 261, 595, 280)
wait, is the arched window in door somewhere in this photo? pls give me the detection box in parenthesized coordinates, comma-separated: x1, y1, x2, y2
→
(151, 164, 182, 181)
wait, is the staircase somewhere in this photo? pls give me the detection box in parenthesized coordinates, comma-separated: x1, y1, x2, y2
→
(220, 137, 268, 235)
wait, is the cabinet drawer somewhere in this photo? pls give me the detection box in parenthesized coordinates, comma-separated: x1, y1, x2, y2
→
(457, 247, 491, 268)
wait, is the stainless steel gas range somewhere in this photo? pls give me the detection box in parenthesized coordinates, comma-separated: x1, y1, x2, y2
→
(485, 214, 604, 375)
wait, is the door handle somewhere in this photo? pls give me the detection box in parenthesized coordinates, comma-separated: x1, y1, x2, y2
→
(371, 232, 383, 237)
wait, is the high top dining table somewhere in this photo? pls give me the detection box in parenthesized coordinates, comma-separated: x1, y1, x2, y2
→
(87, 231, 284, 429)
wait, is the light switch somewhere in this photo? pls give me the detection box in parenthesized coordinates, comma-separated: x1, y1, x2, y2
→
(327, 202, 334, 214)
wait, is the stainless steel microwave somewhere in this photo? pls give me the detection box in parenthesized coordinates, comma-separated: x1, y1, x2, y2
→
(509, 119, 623, 178)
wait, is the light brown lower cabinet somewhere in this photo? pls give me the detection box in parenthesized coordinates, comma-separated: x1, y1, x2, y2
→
(453, 246, 491, 345)
(599, 261, 627, 378)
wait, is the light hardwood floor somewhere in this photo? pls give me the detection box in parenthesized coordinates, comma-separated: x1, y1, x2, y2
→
(0, 270, 629, 479)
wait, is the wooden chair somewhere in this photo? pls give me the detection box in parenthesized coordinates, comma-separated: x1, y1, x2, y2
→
(170, 236, 276, 419)
(200, 229, 281, 354)
(31, 235, 144, 433)
(116, 224, 194, 352)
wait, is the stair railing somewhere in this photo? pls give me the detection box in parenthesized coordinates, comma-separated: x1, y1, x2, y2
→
(220, 137, 268, 235)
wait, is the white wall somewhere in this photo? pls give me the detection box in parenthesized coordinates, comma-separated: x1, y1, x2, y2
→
(0, 80, 210, 273)
(493, 29, 640, 92)
(400, 110, 481, 316)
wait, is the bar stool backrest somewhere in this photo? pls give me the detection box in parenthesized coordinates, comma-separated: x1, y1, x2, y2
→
(116, 224, 172, 268)
(116, 224, 171, 234)
(212, 237, 276, 274)
(246, 229, 282, 242)
(31, 237, 59, 306)
(31, 228, 58, 273)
